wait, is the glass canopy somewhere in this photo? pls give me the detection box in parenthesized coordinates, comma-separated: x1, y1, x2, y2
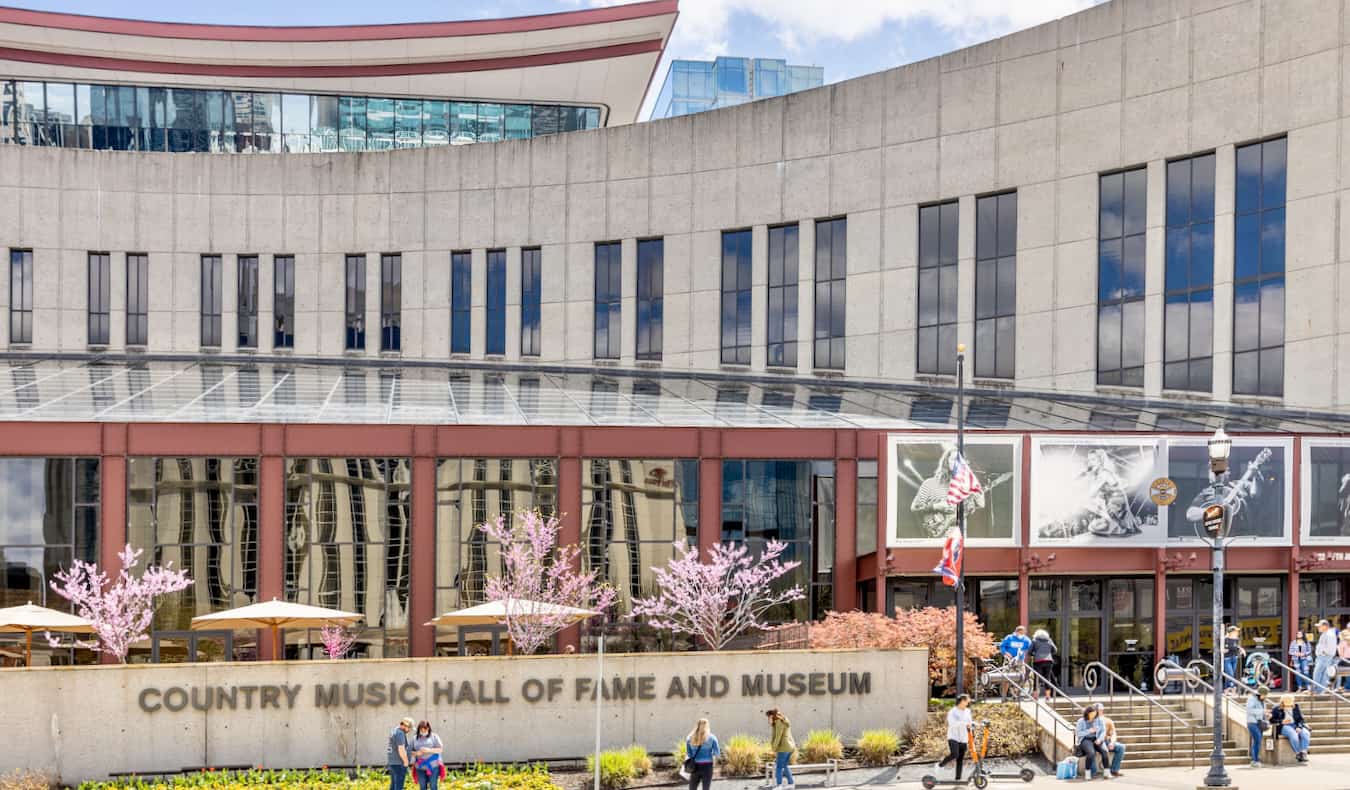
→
(0, 357, 1345, 433)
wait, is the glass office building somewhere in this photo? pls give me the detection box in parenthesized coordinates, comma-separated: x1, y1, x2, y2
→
(650, 57, 823, 119)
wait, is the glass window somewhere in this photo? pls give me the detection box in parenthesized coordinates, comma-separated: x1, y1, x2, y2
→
(280, 93, 310, 153)
(721, 230, 752, 365)
(284, 458, 410, 659)
(380, 253, 401, 352)
(87, 252, 110, 346)
(814, 217, 846, 370)
(520, 248, 541, 357)
(636, 239, 663, 361)
(477, 103, 503, 143)
(856, 460, 878, 557)
(451, 251, 471, 355)
(918, 202, 958, 375)
(345, 254, 365, 351)
(1098, 168, 1147, 386)
(975, 192, 1016, 379)
(339, 96, 366, 152)
(126, 253, 148, 346)
(253, 93, 280, 153)
(237, 255, 258, 349)
(311, 95, 338, 152)
(1163, 154, 1215, 392)
(486, 249, 505, 356)
(1233, 138, 1286, 397)
(9, 249, 32, 344)
(200, 255, 222, 347)
(394, 99, 422, 149)
(715, 57, 749, 96)
(767, 224, 799, 368)
(450, 102, 477, 144)
(273, 255, 295, 349)
(366, 97, 394, 151)
(504, 104, 531, 140)
(594, 242, 621, 360)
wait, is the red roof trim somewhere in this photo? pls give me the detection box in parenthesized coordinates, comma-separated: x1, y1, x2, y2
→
(0, 1, 678, 42)
(0, 38, 664, 78)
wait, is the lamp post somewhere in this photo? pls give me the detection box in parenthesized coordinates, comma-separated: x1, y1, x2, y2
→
(954, 343, 967, 695)
(1201, 428, 1233, 788)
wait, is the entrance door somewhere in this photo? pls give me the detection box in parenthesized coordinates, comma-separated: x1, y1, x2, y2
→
(151, 629, 233, 663)
(1030, 577, 1155, 692)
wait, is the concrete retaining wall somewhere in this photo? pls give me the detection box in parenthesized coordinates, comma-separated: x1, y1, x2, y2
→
(0, 647, 924, 784)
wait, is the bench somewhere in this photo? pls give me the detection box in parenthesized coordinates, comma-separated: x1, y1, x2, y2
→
(763, 758, 839, 786)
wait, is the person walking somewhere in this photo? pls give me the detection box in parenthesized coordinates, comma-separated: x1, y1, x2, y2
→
(1029, 629, 1058, 700)
(1074, 707, 1106, 781)
(1223, 626, 1245, 693)
(386, 716, 413, 790)
(1288, 631, 1312, 692)
(997, 625, 1033, 698)
(411, 720, 444, 790)
(1314, 619, 1338, 693)
(1337, 630, 1350, 692)
(937, 694, 974, 782)
(1093, 703, 1125, 778)
(685, 718, 721, 790)
(1245, 686, 1269, 768)
(1268, 694, 1310, 762)
(766, 709, 795, 789)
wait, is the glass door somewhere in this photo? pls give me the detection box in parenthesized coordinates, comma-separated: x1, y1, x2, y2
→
(1067, 579, 1103, 689)
(150, 629, 234, 663)
(1107, 578, 1154, 689)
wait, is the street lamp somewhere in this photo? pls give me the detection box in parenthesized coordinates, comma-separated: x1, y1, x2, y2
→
(1201, 428, 1233, 788)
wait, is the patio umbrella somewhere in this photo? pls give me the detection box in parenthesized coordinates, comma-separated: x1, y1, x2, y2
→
(191, 598, 362, 660)
(0, 601, 95, 666)
(426, 598, 599, 655)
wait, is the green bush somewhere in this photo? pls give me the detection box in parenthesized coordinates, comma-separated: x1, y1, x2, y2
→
(799, 730, 843, 763)
(621, 745, 651, 777)
(586, 748, 639, 790)
(721, 734, 770, 776)
(76, 764, 559, 790)
(856, 730, 901, 767)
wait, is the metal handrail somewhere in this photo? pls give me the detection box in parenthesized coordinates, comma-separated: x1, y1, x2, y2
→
(1262, 655, 1349, 734)
(972, 657, 1081, 764)
(1084, 660, 1198, 769)
(1156, 658, 1236, 725)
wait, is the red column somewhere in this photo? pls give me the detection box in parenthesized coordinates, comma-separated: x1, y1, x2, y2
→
(98, 453, 126, 665)
(556, 454, 582, 651)
(875, 434, 888, 613)
(698, 460, 721, 558)
(1017, 436, 1031, 629)
(1154, 550, 1168, 668)
(834, 458, 858, 611)
(409, 453, 436, 657)
(256, 453, 285, 661)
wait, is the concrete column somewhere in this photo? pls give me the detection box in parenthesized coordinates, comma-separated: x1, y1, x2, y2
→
(556, 455, 581, 652)
(256, 454, 285, 661)
(750, 224, 768, 371)
(620, 238, 637, 364)
(956, 196, 976, 356)
(796, 220, 815, 375)
(834, 458, 858, 612)
(470, 248, 486, 358)
(505, 247, 521, 362)
(1143, 160, 1165, 397)
(698, 458, 722, 558)
(1212, 144, 1236, 401)
(409, 453, 436, 658)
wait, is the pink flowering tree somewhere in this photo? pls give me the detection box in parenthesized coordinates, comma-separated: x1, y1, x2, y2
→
(479, 510, 617, 655)
(320, 625, 358, 659)
(48, 544, 193, 662)
(632, 540, 804, 650)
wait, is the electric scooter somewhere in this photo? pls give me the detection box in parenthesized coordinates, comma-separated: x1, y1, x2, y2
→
(921, 720, 1035, 789)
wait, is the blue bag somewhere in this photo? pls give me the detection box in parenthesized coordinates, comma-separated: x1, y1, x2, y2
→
(1056, 756, 1078, 780)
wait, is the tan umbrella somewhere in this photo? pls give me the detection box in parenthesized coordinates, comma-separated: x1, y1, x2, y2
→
(426, 598, 598, 655)
(0, 601, 95, 666)
(191, 598, 362, 660)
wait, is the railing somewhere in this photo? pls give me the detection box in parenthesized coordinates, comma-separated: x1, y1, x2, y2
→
(1262, 655, 1350, 733)
(1083, 661, 1199, 769)
(971, 657, 1086, 764)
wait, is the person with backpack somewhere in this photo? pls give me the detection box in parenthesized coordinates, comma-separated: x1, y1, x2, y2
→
(1245, 686, 1269, 768)
(766, 709, 796, 789)
(1029, 629, 1058, 699)
(685, 718, 721, 790)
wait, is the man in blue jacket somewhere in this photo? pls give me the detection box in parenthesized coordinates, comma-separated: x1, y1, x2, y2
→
(996, 625, 1033, 698)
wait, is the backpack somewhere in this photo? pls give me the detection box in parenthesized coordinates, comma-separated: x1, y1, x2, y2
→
(1056, 757, 1079, 780)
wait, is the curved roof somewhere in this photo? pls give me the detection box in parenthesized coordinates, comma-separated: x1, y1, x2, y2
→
(0, 1, 679, 123)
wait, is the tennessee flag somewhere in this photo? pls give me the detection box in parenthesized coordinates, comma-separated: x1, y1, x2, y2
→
(946, 452, 983, 507)
(934, 527, 963, 587)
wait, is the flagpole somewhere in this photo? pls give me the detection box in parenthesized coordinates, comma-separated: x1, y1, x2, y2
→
(954, 342, 966, 696)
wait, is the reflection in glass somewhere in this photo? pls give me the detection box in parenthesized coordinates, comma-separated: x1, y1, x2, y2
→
(1098, 168, 1147, 386)
(1233, 138, 1286, 396)
(285, 458, 410, 659)
(974, 193, 1016, 379)
(814, 218, 846, 370)
(918, 202, 958, 375)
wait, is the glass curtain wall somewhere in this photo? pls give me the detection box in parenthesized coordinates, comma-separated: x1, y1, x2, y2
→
(283, 458, 411, 659)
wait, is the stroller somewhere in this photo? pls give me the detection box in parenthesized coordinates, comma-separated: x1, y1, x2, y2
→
(1243, 651, 1277, 690)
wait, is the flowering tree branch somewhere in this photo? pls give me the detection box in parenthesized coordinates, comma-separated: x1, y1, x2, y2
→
(632, 540, 805, 650)
(319, 625, 357, 659)
(479, 510, 617, 655)
(48, 544, 193, 662)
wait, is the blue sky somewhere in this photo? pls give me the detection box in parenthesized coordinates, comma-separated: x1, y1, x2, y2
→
(10, 0, 1103, 117)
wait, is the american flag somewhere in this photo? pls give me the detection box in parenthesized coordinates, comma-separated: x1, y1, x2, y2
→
(933, 527, 963, 587)
(946, 451, 983, 507)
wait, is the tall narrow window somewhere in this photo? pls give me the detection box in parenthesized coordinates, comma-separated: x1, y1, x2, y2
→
(380, 253, 401, 352)
(1164, 154, 1215, 392)
(200, 255, 222, 347)
(486, 249, 506, 355)
(1234, 138, 1286, 397)
(917, 201, 958, 375)
(344, 253, 365, 350)
(520, 248, 541, 357)
(594, 241, 621, 359)
(451, 251, 471, 354)
(1097, 168, 1147, 386)
(814, 217, 846, 370)
(126, 253, 148, 346)
(9, 250, 31, 344)
(273, 255, 294, 349)
(721, 229, 752, 365)
(87, 252, 110, 345)
(767, 224, 799, 368)
(975, 193, 1017, 379)
(237, 254, 258, 349)
(636, 238, 663, 361)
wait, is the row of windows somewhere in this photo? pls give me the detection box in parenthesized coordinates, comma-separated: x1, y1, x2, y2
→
(0, 79, 602, 153)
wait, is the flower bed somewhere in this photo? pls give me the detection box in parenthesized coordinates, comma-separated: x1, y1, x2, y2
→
(76, 764, 558, 790)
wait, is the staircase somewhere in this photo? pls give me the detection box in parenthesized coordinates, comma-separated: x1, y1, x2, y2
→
(1276, 695, 1350, 756)
(1049, 697, 1244, 769)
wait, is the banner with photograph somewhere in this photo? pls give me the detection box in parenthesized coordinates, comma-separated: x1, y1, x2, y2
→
(1031, 438, 1165, 546)
(1168, 438, 1290, 542)
(1302, 439, 1350, 544)
(885, 435, 1020, 547)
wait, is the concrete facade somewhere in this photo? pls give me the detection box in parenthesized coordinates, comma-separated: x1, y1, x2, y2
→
(3, 0, 1346, 409)
(0, 647, 924, 783)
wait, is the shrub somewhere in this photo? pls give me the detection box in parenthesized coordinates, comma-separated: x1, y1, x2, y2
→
(621, 745, 651, 777)
(810, 608, 995, 693)
(0, 771, 52, 790)
(721, 734, 770, 776)
(585, 749, 638, 790)
(856, 729, 901, 767)
(799, 730, 843, 762)
(906, 703, 1038, 761)
(76, 765, 560, 790)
